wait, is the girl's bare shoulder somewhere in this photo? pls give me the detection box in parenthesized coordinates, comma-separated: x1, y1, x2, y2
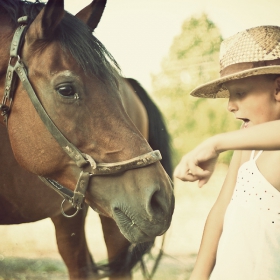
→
(256, 150, 280, 192)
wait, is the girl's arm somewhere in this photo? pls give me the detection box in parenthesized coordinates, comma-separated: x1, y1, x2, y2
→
(174, 120, 280, 187)
(189, 151, 241, 280)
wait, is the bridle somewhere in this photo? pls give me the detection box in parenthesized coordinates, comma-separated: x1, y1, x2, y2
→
(0, 17, 162, 218)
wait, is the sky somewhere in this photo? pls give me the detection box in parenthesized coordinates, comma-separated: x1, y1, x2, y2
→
(65, 0, 280, 91)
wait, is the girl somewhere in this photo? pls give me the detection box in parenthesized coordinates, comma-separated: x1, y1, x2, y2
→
(174, 26, 280, 280)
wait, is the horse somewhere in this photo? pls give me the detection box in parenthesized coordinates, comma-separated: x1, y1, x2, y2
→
(0, 0, 174, 279)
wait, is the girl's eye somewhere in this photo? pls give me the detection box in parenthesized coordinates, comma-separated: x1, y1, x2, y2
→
(57, 85, 75, 98)
(236, 92, 244, 97)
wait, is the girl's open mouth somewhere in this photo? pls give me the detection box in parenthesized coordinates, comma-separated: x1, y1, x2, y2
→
(243, 119, 250, 128)
(239, 118, 250, 128)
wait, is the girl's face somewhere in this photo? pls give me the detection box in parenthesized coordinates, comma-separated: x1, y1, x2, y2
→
(225, 75, 280, 128)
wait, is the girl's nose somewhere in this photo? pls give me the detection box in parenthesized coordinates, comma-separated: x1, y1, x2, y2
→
(227, 97, 238, 112)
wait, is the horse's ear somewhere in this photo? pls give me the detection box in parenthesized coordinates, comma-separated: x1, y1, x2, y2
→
(75, 0, 106, 32)
(25, 0, 64, 42)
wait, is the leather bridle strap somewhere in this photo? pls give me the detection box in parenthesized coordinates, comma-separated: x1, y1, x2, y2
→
(14, 59, 89, 167)
(1, 17, 162, 218)
(0, 18, 27, 122)
(40, 150, 162, 217)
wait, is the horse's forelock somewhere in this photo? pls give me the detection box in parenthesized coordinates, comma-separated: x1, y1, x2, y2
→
(58, 12, 121, 91)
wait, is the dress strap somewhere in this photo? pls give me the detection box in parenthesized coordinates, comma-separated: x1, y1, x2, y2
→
(250, 150, 255, 160)
(250, 150, 263, 161)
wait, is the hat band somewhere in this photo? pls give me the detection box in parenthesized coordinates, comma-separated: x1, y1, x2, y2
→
(220, 59, 280, 77)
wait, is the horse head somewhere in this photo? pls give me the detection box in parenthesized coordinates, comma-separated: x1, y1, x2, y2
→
(0, 0, 174, 244)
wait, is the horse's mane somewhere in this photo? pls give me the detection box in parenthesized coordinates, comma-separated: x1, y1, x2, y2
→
(126, 78, 173, 178)
(0, 0, 120, 90)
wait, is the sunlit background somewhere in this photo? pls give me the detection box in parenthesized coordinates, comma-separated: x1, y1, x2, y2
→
(1, 1, 280, 279)
(66, 0, 280, 92)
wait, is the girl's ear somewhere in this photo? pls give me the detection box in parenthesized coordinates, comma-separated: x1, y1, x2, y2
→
(274, 76, 280, 101)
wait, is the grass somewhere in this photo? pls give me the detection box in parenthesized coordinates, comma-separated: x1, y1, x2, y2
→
(0, 257, 67, 280)
(0, 254, 194, 280)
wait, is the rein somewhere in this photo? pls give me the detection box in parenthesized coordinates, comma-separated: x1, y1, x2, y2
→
(0, 17, 162, 218)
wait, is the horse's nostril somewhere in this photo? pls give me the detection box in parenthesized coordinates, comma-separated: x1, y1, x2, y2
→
(146, 188, 167, 220)
(150, 191, 162, 214)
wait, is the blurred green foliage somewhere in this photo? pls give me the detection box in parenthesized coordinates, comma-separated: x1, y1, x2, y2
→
(0, 257, 67, 279)
(151, 14, 240, 166)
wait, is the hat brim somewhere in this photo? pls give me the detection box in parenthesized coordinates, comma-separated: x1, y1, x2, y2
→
(190, 65, 280, 98)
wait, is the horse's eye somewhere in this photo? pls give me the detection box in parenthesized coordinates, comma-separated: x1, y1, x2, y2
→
(57, 85, 75, 97)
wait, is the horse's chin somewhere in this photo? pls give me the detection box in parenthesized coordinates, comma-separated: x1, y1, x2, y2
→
(112, 209, 158, 243)
(118, 221, 154, 244)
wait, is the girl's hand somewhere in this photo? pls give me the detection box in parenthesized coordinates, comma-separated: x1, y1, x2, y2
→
(174, 137, 219, 187)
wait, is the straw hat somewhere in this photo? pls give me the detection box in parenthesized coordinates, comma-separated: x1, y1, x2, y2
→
(190, 25, 280, 98)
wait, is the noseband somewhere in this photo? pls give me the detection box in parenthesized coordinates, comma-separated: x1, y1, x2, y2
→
(1, 17, 162, 218)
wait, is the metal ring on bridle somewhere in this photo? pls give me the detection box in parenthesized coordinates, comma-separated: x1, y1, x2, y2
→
(61, 199, 80, 218)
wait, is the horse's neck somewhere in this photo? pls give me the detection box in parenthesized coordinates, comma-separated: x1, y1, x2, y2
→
(0, 122, 11, 152)
(119, 77, 149, 140)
